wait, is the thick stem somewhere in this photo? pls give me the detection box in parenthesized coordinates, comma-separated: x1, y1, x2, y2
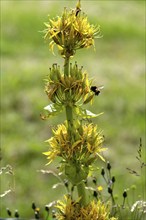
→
(77, 181, 87, 206)
(64, 56, 87, 206)
(64, 56, 74, 136)
(66, 106, 73, 133)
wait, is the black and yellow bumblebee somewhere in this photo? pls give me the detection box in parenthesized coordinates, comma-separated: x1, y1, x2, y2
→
(90, 85, 104, 96)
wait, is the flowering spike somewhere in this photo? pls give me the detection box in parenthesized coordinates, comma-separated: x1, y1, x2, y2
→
(44, 4, 101, 58)
(55, 197, 116, 219)
(42, 0, 112, 211)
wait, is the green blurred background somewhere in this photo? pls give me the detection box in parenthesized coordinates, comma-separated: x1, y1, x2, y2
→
(0, 0, 145, 217)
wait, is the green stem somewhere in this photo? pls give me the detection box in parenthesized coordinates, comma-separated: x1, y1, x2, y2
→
(77, 181, 87, 206)
(64, 56, 87, 206)
(64, 56, 74, 135)
(64, 56, 70, 77)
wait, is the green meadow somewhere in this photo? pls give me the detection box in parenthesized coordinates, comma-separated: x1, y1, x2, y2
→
(0, 0, 145, 218)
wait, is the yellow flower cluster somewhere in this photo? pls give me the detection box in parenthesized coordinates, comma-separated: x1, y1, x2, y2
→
(44, 6, 101, 57)
(55, 195, 118, 220)
(43, 122, 106, 165)
(45, 63, 93, 106)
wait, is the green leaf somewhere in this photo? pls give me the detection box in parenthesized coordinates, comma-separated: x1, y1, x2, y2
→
(44, 103, 63, 117)
(83, 94, 94, 104)
(74, 107, 103, 118)
(96, 152, 105, 162)
(72, 140, 82, 149)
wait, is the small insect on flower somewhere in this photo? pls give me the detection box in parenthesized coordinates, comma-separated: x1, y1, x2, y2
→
(90, 85, 104, 96)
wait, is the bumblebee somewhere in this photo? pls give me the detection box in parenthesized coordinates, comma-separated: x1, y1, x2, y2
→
(90, 85, 104, 96)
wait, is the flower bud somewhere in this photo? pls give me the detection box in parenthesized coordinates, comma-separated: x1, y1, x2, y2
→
(107, 161, 111, 170)
(52, 210, 56, 218)
(112, 176, 115, 183)
(93, 190, 98, 198)
(32, 202, 36, 210)
(64, 179, 69, 188)
(35, 211, 39, 219)
(6, 208, 12, 216)
(123, 190, 127, 198)
(92, 176, 97, 185)
(71, 185, 74, 192)
(108, 187, 113, 194)
(101, 167, 105, 176)
(45, 205, 49, 212)
(14, 210, 19, 218)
